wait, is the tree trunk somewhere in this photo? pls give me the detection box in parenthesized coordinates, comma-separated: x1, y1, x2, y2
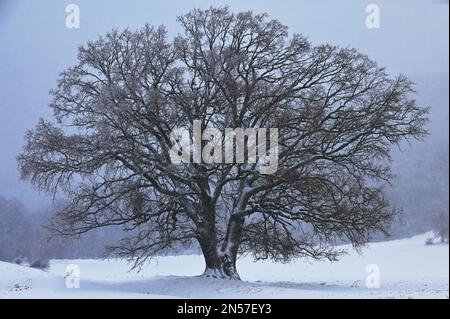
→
(200, 252, 240, 280)
(198, 237, 241, 280)
(199, 215, 244, 280)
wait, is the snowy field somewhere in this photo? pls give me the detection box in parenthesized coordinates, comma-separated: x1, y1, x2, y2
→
(0, 234, 448, 299)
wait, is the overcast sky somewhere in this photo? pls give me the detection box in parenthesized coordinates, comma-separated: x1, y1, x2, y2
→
(0, 0, 448, 210)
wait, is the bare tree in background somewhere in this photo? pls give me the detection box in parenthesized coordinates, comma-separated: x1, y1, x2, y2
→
(18, 8, 428, 279)
(0, 197, 31, 262)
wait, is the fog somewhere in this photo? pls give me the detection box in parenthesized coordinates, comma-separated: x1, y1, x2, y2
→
(0, 0, 448, 261)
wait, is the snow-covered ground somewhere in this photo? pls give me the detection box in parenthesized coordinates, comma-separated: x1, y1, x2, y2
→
(0, 234, 448, 299)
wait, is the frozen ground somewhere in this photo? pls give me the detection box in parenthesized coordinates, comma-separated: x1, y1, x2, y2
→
(0, 233, 448, 299)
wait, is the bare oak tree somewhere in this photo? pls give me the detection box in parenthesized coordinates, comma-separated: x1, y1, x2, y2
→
(18, 8, 428, 279)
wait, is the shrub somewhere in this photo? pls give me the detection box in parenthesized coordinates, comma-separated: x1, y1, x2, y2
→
(432, 211, 449, 243)
(30, 259, 50, 270)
